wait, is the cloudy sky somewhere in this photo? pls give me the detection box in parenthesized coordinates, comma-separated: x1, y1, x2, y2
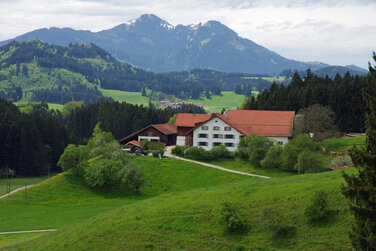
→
(0, 0, 375, 68)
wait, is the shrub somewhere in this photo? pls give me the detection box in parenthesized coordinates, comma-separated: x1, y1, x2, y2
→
(295, 151, 328, 173)
(84, 159, 123, 189)
(148, 141, 165, 157)
(171, 145, 188, 156)
(304, 190, 330, 223)
(57, 144, 89, 176)
(281, 134, 317, 171)
(330, 155, 353, 167)
(218, 202, 245, 233)
(261, 145, 283, 169)
(244, 135, 273, 167)
(120, 164, 146, 193)
(185, 147, 209, 161)
(140, 139, 150, 150)
(209, 144, 231, 160)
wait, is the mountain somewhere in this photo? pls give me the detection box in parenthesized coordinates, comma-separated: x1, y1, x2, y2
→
(0, 14, 329, 75)
(0, 40, 276, 103)
(345, 64, 368, 74)
(314, 66, 367, 78)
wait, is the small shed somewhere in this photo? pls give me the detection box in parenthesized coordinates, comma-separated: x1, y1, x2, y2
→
(123, 140, 142, 153)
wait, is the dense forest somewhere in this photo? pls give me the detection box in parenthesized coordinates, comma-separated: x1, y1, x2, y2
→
(0, 98, 203, 176)
(0, 40, 273, 103)
(242, 70, 368, 132)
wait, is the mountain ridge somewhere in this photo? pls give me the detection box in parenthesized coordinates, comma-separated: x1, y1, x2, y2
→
(0, 14, 333, 75)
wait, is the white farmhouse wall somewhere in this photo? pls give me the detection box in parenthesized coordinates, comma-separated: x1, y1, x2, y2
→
(267, 136, 289, 146)
(176, 136, 186, 146)
(193, 118, 242, 152)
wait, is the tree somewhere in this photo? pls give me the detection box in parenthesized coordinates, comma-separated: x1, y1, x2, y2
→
(261, 145, 283, 169)
(239, 134, 273, 167)
(120, 164, 146, 193)
(57, 144, 89, 176)
(298, 104, 337, 136)
(342, 53, 376, 250)
(295, 151, 327, 173)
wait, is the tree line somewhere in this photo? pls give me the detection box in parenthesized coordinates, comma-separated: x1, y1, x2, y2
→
(242, 70, 368, 132)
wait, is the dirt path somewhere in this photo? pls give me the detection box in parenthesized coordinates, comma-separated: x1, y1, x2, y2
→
(165, 147, 270, 179)
(0, 229, 58, 235)
(0, 185, 34, 199)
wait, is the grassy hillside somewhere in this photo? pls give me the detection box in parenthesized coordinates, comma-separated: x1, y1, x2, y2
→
(99, 88, 150, 106)
(10, 168, 355, 250)
(183, 91, 257, 113)
(0, 176, 52, 196)
(0, 157, 248, 249)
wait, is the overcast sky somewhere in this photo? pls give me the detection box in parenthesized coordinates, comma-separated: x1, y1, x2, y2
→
(1, 0, 375, 68)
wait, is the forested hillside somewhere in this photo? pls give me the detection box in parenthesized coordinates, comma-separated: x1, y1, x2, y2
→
(242, 70, 368, 132)
(0, 40, 273, 103)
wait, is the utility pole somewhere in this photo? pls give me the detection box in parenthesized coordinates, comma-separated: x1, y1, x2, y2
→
(25, 184, 27, 203)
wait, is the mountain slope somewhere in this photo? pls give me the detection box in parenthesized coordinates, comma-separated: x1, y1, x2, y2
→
(314, 65, 367, 78)
(0, 14, 329, 75)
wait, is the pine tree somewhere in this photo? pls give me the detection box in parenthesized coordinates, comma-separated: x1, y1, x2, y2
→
(342, 52, 376, 250)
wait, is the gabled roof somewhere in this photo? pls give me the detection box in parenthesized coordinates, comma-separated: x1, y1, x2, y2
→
(119, 123, 177, 144)
(125, 140, 142, 147)
(175, 113, 211, 127)
(191, 110, 295, 137)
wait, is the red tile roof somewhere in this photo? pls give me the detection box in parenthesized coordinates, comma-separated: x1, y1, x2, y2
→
(225, 110, 295, 137)
(175, 113, 211, 127)
(153, 123, 177, 135)
(126, 140, 142, 147)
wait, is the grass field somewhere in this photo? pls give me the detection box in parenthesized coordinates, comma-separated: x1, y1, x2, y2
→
(0, 149, 359, 250)
(0, 176, 51, 196)
(47, 103, 64, 110)
(99, 88, 150, 106)
(242, 76, 289, 83)
(320, 136, 366, 153)
(184, 91, 256, 113)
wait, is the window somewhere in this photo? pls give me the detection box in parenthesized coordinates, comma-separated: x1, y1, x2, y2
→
(225, 134, 234, 139)
(213, 142, 222, 147)
(198, 141, 208, 146)
(213, 126, 220, 131)
(201, 126, 208, 130)
(147, 132, 153, 136)
(225, 143, 234, 147)
(198, 133, 208, 138)
(278, 141, 284, 145)
(224, 126, 231, 131)
(213, 134, 223, 139)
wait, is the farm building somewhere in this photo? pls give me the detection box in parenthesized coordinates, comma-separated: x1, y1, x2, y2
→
(119, 110, 295, 152)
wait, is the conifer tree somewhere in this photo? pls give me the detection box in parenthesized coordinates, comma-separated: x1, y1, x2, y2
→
(342, 52, 376, 250)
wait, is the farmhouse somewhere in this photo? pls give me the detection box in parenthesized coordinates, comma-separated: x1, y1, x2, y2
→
(119, 110, 294, 151)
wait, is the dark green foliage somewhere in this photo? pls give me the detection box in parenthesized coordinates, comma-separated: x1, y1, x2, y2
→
(342, 53, 376, 250)
(120, 164, 146, 193)
(304, 190, 330, 223)
(247, 71, 368, 132)
(238, 135, 273, 167)
(280, 135, 317, 171)
(218, 202, 245, 234)
(148, 142, 165, 157)
(298, 104, 338, 135)
(209, 145, 231, 160)
(185, 147, 208, 161)
(261, 145, 283, 169)
(295, 151, 327, 173)
(171, 145, 188, 156)
(0, 98, 69, 176)
(140, 140, 150, 150)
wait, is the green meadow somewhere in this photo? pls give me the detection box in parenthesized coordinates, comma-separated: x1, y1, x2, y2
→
(99, 88, 151, 106)
(0, 150, 358, 250)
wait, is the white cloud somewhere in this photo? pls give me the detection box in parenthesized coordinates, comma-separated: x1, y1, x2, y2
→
(0, 0, 375, 68)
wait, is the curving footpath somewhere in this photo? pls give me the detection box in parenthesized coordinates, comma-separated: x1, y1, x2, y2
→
(0, 185, 34, 199)
(164, 147, 270, 179)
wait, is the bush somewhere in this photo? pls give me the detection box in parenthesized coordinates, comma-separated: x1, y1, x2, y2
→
(304, 190, 330, 222)
(261, 208, 296, 239)
(280, 134, 317, 171)
(244, 135, 273, 167)
(120, 164, 146, 193)
(209, 144, 231, 160)
(261, 145, 283, 169)
(84, 159, 123, 189)
(171, 145, 188, 156)
(295, 151, 328, 173)
(218, 202, 245, 233)
(57, 144, 89, 176)
(140, 139, 150, 150)
(148, 141, 165, 157)
(330, 155, 353, 167)
(185, 147, 209, 161)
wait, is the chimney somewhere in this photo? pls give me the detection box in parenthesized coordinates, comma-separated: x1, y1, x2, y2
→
(223, 111, 228, 120)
